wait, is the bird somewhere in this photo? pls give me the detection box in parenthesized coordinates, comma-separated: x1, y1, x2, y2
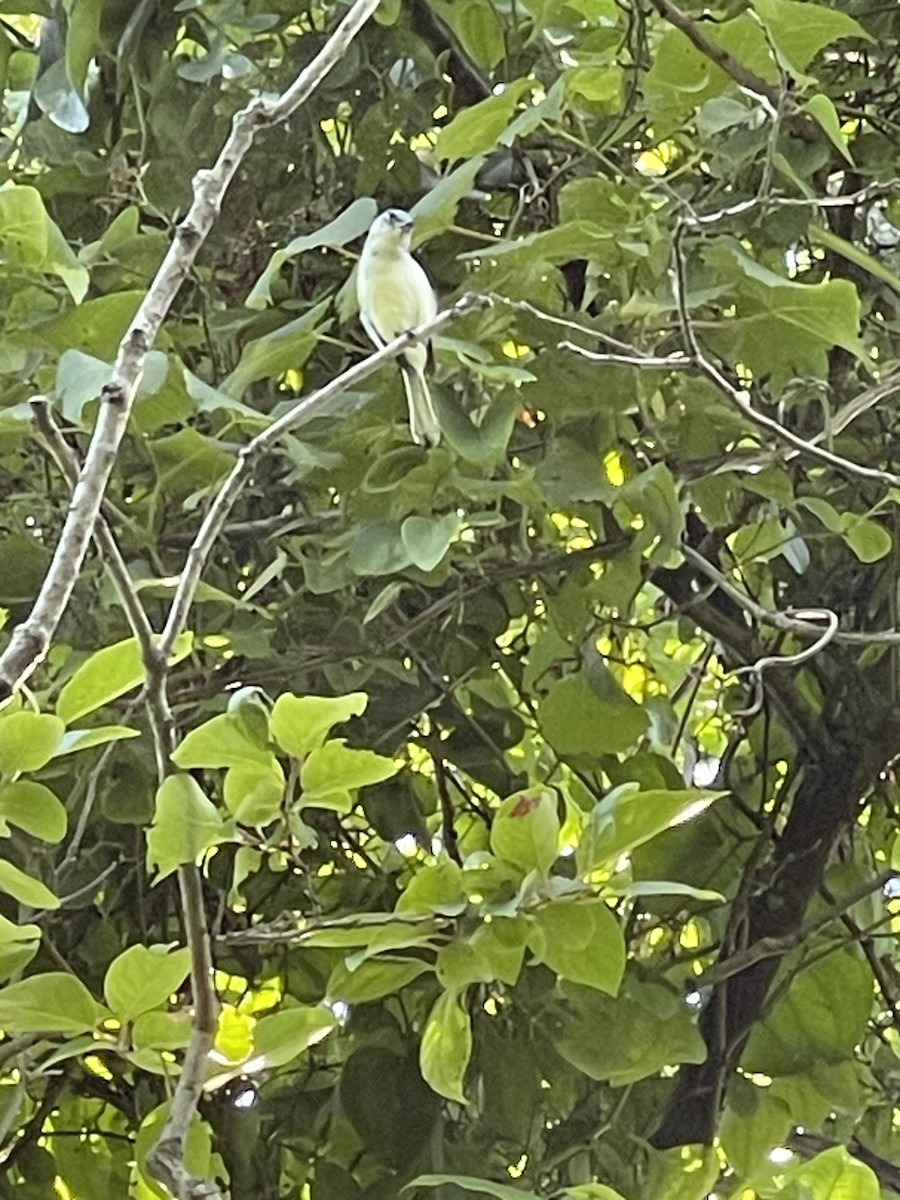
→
(356, 208, 441, 448)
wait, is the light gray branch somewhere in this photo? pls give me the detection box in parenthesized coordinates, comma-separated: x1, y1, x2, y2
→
(145, 865, 219, 1200)
(681, 544, 900, 647)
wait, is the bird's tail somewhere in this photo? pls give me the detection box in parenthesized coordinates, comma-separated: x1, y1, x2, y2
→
(400, 362, 441, 448)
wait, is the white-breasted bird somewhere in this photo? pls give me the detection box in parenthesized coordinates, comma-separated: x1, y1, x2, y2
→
(356, 208, 441, 448)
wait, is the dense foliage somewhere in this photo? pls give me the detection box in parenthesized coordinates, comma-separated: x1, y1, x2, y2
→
(0, 0, 899, 1197)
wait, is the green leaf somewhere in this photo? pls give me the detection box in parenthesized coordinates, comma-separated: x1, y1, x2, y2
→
(578, 786, 724, 873)
(56, 633, 193, 723)
(743, 948, 872, 1075)
(419, 988, 472, 1103)
(553, 978, 706, 1085)
(408, 1176, 541, 1200)
(146, 774, 227, 881)
(33, 291, 145, 360)
(252, 1005, 335, 1069)
(0, 712, 65, 774)
(411, 156, 487, 243)
(447, 0, 506, 68)
(799, 499, 892, 562)
(246, 199, 377, 309)
(0, 186, 88, 300)
(44, 213, 90, 302)
(810, 224, 900, 295)
(223, 299, 331, 396)
(608, 880, 724, 903)
(489, 787, 560, 875)
(436, 78, 532, 162)
(765, 1146, 878, 1200)
(0, 781, 66, 842)
(103, 944, 193, 1021)
(147, 427, 234, 495)
(649, 1144, 720, 1200)
(751, 0, 871, 76)
(0, 185, 49, 266)
(539, 670, 648, 758)
(226, 686, 271, 745)
(798, 496, 844, 534)
(342, 1046, 439, 1170)
(468, 918, 528, 986)
(435, 938, 497, 990)
(346, 921, 446, 967)
(704, 246, 865, 385)
(326, 957, 431, 1004)
(400, 514, 461, 572)
(397, 857, 466, 914)
(0, 914, 40, 981)
(300, 739, 399, 811)
(223, 761, 285, 825)
(0, 860, 59, 909)
(132, 1010, 193, 1052)
(529, 899, 625, 994)
(172, 713, 272, 769)
(621, 463, 682, 555)
(720, 1077, 792, 1179)
(64, 0, 102, 93)
(0, 972, 104, 1035)
(729, 517, 795, 566)
(842, 518, 892, 563)
(349, 522, 413, 576)
(53, 726, 141, 756)
(644, 28, 728, 112)
(565, 1188, 629, 1200)
(269, 692, 368, 757)
(804, 95, 852, 164)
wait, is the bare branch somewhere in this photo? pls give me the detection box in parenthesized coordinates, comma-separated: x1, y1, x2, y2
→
(693, 871, 895, 988)
(145, 866, 219, 1200)
(648, 0, 783, 109)
(0, 0, 384, 700)
(681, 545, 900, 647)
(224, 908, 445, 948)
(687, 179, 900, 226)
(558, 341, 686, 369)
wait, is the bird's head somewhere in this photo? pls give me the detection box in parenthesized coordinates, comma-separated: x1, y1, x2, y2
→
(367, 207, 414, 249)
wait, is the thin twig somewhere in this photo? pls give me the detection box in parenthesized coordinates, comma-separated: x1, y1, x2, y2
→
(692, 870, 895, 988)
(223, 909, 446, 948)
(731, 608, 838, 717)
(668, 214, 900, 490)
(145, 866, 219, 1199)
(681, 544, 900, 647)
(31, 400, 160, 661)
(433, 755, 462, 865)
(56, 717, 135, 877)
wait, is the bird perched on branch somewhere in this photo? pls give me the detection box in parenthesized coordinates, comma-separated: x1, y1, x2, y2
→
(356, 208, 441, 448)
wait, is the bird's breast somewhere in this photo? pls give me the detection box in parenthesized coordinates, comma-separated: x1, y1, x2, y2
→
(359, 254, 434, 340)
